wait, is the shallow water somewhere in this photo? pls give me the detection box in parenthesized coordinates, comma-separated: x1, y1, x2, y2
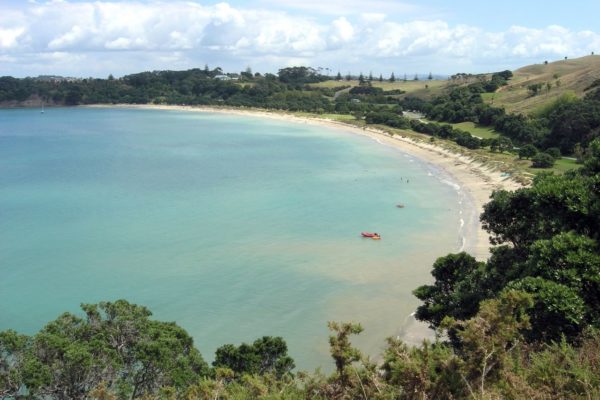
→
(0, 108, 466, 369)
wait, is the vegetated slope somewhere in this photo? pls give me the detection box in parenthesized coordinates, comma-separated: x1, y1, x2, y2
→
(487, 55, 600, 114)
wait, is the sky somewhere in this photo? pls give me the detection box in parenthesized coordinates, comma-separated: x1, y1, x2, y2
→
(1, 0, 599, 78)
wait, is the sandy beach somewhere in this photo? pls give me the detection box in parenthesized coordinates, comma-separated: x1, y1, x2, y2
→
(88, 104, 523, 261)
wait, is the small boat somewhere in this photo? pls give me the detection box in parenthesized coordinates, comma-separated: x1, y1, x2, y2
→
(396, 203, 405, 208)
(361, 232, 381, 240)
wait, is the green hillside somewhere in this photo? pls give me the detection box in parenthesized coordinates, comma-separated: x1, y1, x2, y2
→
(486, 55, 600, 113)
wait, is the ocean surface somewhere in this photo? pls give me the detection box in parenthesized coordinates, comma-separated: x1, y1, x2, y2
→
(0, 107, 468, 369)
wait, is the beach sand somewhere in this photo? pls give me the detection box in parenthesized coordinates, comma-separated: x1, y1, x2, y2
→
(88, 104, 523, 261)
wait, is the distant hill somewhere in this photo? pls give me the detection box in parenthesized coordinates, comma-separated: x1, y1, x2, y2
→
(485, 55, 600, 113)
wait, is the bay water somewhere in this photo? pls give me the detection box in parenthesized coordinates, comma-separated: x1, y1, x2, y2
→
(0, 108, 467, 369)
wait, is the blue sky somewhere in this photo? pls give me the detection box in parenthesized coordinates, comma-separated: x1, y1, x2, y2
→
(1, 0, 599, 78)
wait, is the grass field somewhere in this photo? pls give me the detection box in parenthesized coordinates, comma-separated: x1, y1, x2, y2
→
(310, 79, 448, 97)
(450, 121, 500, 139)
(548, 158, 580, 174)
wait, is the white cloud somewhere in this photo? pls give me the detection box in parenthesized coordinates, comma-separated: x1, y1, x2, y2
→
(257, 0, 421, 17)
(360, 13, 386, 24)
(0, 27, 25, 49)
(0, 1, 599, 77)
(329, 17, 354, 47)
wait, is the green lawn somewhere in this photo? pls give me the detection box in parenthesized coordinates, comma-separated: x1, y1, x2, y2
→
(517, 156, 579, 175)
(450, 121, 500, 139)
(293, 112, 355, 122)
(550, 157, 580, 173)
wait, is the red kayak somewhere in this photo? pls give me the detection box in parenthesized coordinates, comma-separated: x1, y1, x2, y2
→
(361, 232, 378, 238)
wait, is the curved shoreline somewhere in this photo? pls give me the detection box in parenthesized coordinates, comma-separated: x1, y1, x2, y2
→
(86, 103, 523, 260)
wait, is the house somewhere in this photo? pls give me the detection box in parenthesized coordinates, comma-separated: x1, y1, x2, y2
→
(214, 74, 232, 81)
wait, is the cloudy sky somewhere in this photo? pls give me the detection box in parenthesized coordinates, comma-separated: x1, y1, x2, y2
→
(1, 0, 599, 78)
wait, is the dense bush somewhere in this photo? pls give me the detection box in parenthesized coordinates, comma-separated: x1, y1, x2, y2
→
(415, 140, 600, 341)
(531, 152, 556, 168)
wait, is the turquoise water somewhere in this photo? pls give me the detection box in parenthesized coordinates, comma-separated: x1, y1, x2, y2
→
(0, 107, 465, 369)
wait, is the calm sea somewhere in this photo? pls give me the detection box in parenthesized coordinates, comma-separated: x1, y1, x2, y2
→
(0, 107, 468, 369)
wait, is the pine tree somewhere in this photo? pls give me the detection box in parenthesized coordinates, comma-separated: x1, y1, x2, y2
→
(368, 71, 373, 81)
(414, 73, 419, 81)
(359, 73, 365, 84)
(390, 72, 396, 82)
(379, 74, 383, 82)
(428, 72, 433, 80)
(403, 73, 407, 82)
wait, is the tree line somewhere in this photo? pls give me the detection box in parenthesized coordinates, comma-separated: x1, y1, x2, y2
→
(3, 65, 600, 163)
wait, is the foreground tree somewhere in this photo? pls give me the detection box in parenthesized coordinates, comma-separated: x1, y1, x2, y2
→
(518, 143, 538, 159)
(531, 151, 555, 167)
(0, 300, 209, 399)
(213, 336, 295, 378)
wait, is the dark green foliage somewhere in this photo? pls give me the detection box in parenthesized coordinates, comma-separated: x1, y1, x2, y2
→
(0, 67, 336, 113)
(454, 129, 482, 149)
(414, 252, 488, 327)
(348, 85, 383, 95)
(277, 66, 327, 87)
(494, 113, 547, 144)
(365, 111, 409, 128)
(483, 70, 513, 92)
(546, 146, 562, 159)
(416, 143, 600, 343)
(427, 86, 484, 122)
(507, 277, 585, 341)
(477, 104, 505, 125)
(495, 70, 513, 80)
(408, 120, 481, 149)
(545, 99, 600, 154)
(491, 135, 513, 152)
(531, 152, 555, 168)
(519, 144, 538, 159)
(213, 336, 295, 378)
(524, 232, 600, 322)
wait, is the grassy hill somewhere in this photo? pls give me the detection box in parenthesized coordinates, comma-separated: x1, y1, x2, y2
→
(309, 78, 448, 99)
(485, 55, 600, 113)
